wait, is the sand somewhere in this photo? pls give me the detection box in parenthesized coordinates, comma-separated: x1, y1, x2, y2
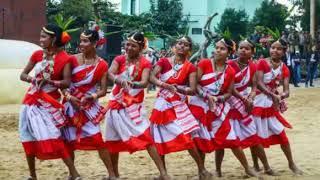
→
(0, 86, 319, 180)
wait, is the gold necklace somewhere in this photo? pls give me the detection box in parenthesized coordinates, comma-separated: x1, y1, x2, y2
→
(82, 54, 97, 65)
(270, 58, 281, 69)
(237, 58, 249, 67)
(172, 56, 184, 71)
(213, 59, 226, 73)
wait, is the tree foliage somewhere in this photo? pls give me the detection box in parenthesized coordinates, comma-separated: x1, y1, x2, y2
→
(251, 0, 290, 32)
(149, 0, 188, 41)
(215, 8, 249, 42)
(290, 0, 320, 31)
(46, 0, 61, 23)
(60, 0, 94, 28)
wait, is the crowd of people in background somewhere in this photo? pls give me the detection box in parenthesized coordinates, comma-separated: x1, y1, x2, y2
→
(250, 29, 320, 87)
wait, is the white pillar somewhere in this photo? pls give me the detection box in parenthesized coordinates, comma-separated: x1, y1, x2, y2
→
(310, 0, 316, 39)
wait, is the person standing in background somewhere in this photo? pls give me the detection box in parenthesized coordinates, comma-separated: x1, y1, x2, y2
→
(305, 45, 319, 87)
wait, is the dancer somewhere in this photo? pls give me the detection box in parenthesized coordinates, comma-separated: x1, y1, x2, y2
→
(149, 36, 211, 179)
(227, 39, 276, 175)
(105, 32, 169, 180)
(61, 30, 116, 179)
(252, 39, 303, 175)
(19, 24, 80, 180)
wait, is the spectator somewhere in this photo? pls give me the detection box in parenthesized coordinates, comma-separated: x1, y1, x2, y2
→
(288, 30, 299, 54)
(281, 31, 288, 42)
(250, 30, 261, 44)
(305, 45, 319, 87)
(292, 51, 302, 87)
(298, 31, 305, 57)
(145, 49, 157, 92)
(283, 49, 297, 86)
(159, 48, 167, 58)
(145, 49, 157, 65)
(304, 31, 312, 57)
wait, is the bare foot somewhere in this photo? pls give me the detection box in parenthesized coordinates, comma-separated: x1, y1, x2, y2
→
(264, 168, 279, 176)
(154, 174, 171, 180)
(245, 168, 259, 177)
(26, 176, 37, 180)
(102, 176, 120, 180)
(289, 164, 303, 175)
(215, 170, 222, 177)
(199, 170, 213, 180)
(253, 165, 263, 172)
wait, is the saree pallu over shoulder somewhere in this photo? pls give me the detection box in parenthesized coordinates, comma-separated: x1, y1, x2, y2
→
(19, 50, 71, 160)
(104, 55, 153, 153)
(150, 59, 199, 155)
(62, 59, 108, 150)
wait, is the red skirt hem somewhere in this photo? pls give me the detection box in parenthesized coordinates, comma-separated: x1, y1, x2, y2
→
(155, 133, 195, 155)
(214, 139, 241, 150)
(105, 128, 153, 154)
(241, 134, 260, 149)
(67, 133, 105, 151)
(22, 139, 69, 160)
(260, 130, 289, 148)
(193, 137, 215, 153)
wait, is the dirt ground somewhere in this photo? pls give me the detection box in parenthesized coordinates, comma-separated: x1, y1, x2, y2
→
(0, 86, 319, 180)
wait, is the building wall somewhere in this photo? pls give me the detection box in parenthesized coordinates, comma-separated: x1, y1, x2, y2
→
(183, 0, 208, 43)
(121, 0, 130, 14)
(122, 0, 150, 15)
(0, 0, 46, 44)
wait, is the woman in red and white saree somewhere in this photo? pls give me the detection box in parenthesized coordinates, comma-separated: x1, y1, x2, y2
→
(150, 36, 211, 180)
(105, 32, 169, 180)
(19, 24, 80, 180)
(189, 39, 258, 177)
(61, 30, 115, 179)
(227, 39, 276, 175)
(252, 39, 302, 175)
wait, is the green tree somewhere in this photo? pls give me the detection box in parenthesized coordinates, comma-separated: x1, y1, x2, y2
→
(290, 0, 320, 31)
(149, 0, 188, 47)
(215, 8, 249, 42)
(60, 0, 94, 28)
(252, 0, 290, 33)
(91, 0, 153, 33)
(46, 0, 61, 23)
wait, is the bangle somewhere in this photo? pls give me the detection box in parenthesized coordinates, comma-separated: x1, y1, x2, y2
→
(218, 95, 225, 102)
(53, 80, 62, 87)
(132, 82, 140, 88)
(120, 80, 126, 87)
(198, 90, 204, 98)
(66, 94, 72, 101)
(159, 81, 164, 87)
(199, 90, 208, 99)
(114, 76, 118, 84)
(27, 76, 36, 84)
(91, 93, 98, 100)
(26, 76, 32, 82)
(183, 87, 190, 95)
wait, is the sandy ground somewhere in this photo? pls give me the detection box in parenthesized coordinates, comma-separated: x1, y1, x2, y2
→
(0, 85, 320, 180)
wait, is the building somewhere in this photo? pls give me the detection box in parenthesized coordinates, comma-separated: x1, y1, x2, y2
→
(121, 0, 263, 45)
(0, 0, 46, 44)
